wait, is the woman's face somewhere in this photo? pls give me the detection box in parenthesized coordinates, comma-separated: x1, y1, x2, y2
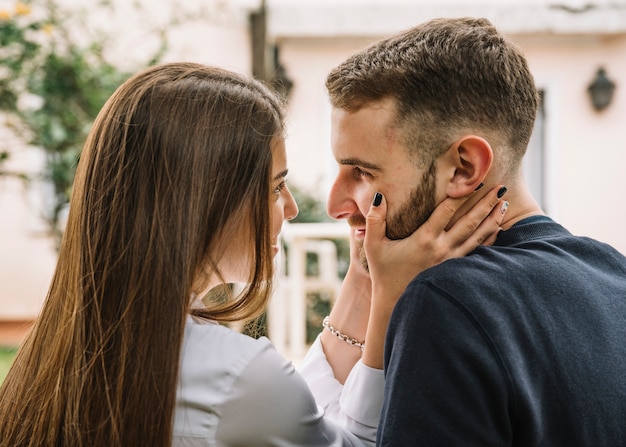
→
(270, 137, 298, 254)
(194, 137, 298, 297)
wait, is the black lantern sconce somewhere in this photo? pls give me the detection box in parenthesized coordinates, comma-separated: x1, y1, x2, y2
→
(587, 67, 616, 112)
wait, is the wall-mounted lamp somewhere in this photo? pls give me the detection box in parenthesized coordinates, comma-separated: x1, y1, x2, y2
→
(587, 67, 616, 112)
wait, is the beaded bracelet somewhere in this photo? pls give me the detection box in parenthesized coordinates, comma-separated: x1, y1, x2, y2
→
(322, 316, 365, 352)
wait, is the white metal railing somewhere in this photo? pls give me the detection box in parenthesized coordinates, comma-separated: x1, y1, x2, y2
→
(269, 222, 350, 361)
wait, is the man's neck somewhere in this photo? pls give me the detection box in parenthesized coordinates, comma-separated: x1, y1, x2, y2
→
(498, 183, 544, 230)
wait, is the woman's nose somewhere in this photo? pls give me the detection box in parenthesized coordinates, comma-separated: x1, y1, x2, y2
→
(284, 187, 299, 221)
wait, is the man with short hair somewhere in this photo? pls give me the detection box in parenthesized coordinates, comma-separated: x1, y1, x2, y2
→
(325, 17, 626, 446)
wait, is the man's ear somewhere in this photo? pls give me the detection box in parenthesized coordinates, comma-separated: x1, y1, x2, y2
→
(441, 135, 493, 198)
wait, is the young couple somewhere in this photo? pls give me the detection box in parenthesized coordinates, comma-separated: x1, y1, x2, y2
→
(2, 17, 625, 447)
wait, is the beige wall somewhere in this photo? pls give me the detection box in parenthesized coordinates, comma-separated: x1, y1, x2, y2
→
(522, 33, 626, 252)
(0, 144, 57, 319)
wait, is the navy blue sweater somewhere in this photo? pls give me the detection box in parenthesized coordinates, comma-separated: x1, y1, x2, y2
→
(379, 217, 626, 446)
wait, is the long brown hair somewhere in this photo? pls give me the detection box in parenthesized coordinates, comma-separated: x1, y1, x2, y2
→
(0, 63, 285, 446)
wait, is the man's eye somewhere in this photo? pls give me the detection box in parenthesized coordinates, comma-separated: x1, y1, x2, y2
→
(353, 167, 371, 179)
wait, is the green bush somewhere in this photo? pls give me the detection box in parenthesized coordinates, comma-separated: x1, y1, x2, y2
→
(0, 347, 18, 385)
(0, 0, 166, 244)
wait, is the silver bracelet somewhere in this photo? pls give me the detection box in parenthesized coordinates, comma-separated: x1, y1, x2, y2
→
(322, 316, 365, 352)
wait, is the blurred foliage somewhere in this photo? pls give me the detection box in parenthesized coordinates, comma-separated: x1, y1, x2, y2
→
(290, 186, 333, 224)
(0, 0, 166, 244)
(0, 347, 18, 385)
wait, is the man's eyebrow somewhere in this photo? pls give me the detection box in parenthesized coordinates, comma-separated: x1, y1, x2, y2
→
(273, 169, 289, 181)
(339, 158, 382, 171)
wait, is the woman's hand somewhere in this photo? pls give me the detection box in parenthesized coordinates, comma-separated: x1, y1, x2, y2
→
(360, 185, 508, 369)
(364, 185, 508, 307)
(318, 227, 373, 383)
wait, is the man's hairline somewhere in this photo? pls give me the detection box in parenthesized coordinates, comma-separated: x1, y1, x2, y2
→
(331, 95, 431, 166)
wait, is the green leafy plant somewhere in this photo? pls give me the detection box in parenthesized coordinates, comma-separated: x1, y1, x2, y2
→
(0, 347, 18, 385)
(0, 0, 166, 244)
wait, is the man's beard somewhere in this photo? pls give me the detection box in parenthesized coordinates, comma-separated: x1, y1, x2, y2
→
(349, 163, 437, 271)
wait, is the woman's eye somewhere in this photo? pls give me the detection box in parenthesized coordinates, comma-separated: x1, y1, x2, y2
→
(274, 180, 287, 194)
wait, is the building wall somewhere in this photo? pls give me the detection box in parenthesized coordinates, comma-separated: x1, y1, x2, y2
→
(522, 33, 626, 251)
(0, 144, 57, 321)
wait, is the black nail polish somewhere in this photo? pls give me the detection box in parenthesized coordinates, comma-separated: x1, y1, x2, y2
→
(474, 182, 484, 191)
(373, 192, 383, 207)
(497, 186, 508, 198)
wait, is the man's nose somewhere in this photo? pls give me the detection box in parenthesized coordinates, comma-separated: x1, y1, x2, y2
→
(326, 176, 358, 220)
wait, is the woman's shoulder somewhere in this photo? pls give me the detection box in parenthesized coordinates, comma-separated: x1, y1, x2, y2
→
(174, 317, 277, 434)
(182, 316, 272, 374)
(174, 316, 310, 443)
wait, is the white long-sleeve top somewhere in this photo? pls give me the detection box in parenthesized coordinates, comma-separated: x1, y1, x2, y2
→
(172, 317, 384, 446)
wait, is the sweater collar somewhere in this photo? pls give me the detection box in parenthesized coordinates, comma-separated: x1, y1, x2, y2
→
(494, 215, 571, 246)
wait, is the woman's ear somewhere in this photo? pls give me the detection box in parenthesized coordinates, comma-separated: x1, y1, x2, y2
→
(440, 135, 493, 198)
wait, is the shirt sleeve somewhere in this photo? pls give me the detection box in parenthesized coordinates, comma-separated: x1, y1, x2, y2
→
(298, 335, 343, 410)
(216, 340, 377, 446)
(298, 335, 384, 441)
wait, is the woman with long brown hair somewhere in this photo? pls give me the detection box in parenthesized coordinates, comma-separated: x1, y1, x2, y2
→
(0, 62, 507, 446)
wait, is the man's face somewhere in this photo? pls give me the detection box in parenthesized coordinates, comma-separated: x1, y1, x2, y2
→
(327, 98, 441, 269)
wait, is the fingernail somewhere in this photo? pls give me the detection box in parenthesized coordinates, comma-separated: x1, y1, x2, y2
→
(501, 201, 509, 214)
(474, 182, 484, 191)
(497, 186, 508, 198)
(373, 192, 383, 207)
